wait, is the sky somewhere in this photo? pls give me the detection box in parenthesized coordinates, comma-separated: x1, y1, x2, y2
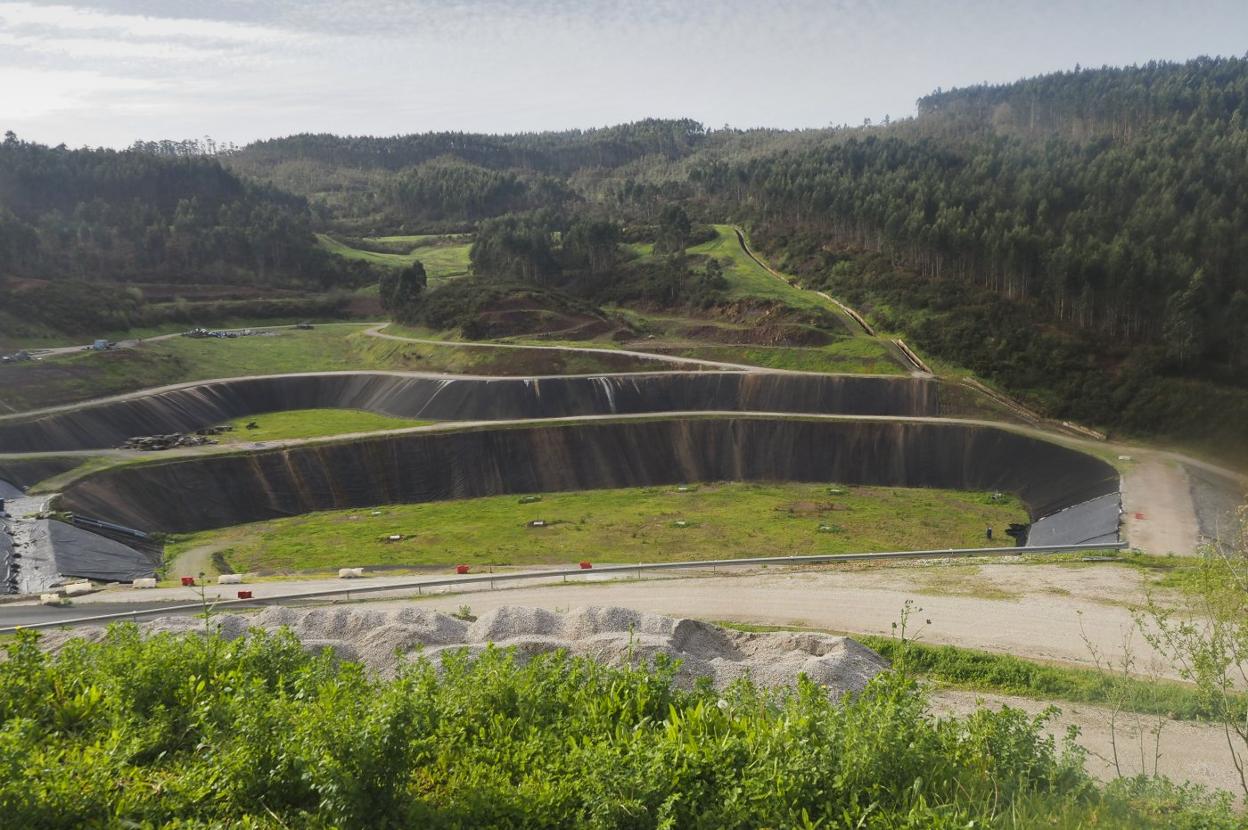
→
(1, 0, 1246, 148)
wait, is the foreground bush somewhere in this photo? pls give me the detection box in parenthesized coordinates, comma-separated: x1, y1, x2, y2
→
(0, 625, 1239, 828)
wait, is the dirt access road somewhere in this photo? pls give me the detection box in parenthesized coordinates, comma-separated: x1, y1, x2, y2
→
(10, 558, 1160, 672)
(46, 560, 1149, 677)
(1123, 457, 1202, 556)
(932, 689, 1242, 795)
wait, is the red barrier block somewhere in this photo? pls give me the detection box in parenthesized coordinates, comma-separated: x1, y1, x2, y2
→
(579, 561, 592, 570)
(456, 564, 470, 574)
(237, 590, 253, 600)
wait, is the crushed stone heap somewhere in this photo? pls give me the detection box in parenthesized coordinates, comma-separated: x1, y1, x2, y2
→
(42, 605, 889, 694)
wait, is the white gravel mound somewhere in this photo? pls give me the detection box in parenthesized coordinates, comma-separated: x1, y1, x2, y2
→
(39, 605, 889, 694)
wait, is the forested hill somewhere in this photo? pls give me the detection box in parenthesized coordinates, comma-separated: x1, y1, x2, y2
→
(683, 56, 1248, 454)
(696, 57, 1248, 381)
(4, 57, 1245, 452)
(0, 133, 354, 288)
(916, 56, 1248, 138)
(225, 119, 713, 232)
(232, 119, 708, 175)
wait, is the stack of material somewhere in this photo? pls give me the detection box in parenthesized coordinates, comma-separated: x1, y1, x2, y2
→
(0, 524, 15, 594)
(120, 433, 217, 451)
(41, 605, 890, 694)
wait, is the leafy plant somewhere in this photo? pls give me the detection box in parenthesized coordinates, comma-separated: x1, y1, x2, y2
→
(0, 624, 1238, 827)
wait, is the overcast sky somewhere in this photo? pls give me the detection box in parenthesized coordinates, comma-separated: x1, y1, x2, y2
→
(2, 0, 1245, 148)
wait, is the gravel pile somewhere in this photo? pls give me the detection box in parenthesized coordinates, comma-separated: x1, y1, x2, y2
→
(39, 605, 888, 694)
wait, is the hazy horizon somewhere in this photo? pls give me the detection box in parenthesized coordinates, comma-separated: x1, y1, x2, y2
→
(2, 0, 1246, 149)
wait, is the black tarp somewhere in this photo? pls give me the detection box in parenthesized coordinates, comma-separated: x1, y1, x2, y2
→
(43, 520, 159, 582)
(59, 417, 1121, 536)
(1026, 492, 1121, 547)
(0, 459, 80, 490)
(0, 372, 941, 452)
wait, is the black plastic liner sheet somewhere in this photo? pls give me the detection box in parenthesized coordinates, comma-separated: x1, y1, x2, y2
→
(44, 520, 159, 582)
(1026, 492, 1121, 547)
(60, 417, 1121, 536)
(0, 372, 941, 453)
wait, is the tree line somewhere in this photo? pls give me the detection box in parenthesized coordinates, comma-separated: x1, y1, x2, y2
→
(0, 132, 370, 288)
(381, 206, 728, 331)
(690, 57, 1248, 381)
(232, 118, 709, 176)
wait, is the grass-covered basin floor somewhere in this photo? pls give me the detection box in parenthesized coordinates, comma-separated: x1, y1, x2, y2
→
(169, 482, 1028, 574)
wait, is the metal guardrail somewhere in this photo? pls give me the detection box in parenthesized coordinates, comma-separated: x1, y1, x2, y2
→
(0, 541, 1126, 633)
(72, 515, 149, 539)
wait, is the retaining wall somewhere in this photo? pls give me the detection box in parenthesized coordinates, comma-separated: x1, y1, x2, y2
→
(0, 372, 939, 453)
(58, 417, 1119, 535)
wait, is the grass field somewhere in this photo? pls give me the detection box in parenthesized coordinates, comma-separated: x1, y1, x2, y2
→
(0, 315, 349, 352)
(0, 326, 668, 413)
(167, 482, 1027, 574)
(317, 234, 471, 282)
(218, 409, 433, 443)
(690, 226, 857, 323)
(385, 309, 905, 375)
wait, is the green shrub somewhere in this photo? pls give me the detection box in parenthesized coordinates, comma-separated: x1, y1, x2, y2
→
(0, 626, 1238, 828)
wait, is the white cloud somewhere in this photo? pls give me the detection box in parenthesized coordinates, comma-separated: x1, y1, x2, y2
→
(0, 1, 303, 45)
(2, 0, 1247, 147)
(0, 66, 160, 120)
(0, 29, 248, 61)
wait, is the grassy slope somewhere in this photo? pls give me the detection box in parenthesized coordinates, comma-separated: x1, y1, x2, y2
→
(0, 326, 673, 413)
(316, 233, 471, 282)
(219, 409, 433, 443)
(480, 308, 906, 375)
(648, 227, 907, 373)
(167, 482, 1026, 573)
(691, 225, 848, 317)
(322, 226, 911, 376)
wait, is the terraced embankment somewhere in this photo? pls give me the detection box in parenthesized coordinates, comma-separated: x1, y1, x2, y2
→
(0, 371, 939, 453)
(58, 417, 1119, 536)
(0, 457, 84, 489)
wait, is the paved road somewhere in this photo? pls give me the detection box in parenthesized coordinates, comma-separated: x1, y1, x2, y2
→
(0, 599, 219, 628)
(1, 558, 1160, 673)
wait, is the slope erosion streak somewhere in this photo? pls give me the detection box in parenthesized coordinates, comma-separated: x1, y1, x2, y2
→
(57, 417, 1119, 536)
(0, 371, 939, 453)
